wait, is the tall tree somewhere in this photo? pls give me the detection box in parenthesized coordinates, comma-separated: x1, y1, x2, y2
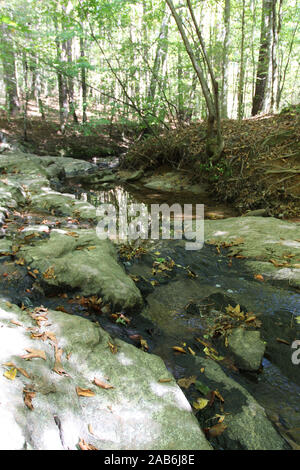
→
(0, 23, 20, 116)
(252, 0, 274, 115)
(221, 0, 231, 119)
(237, 0, 246, 120)
(166, 0, 223, 161)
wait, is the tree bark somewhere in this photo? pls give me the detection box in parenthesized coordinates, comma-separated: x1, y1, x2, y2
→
(252, 0, 274, 116)
(0, 24, 20, 116)
(221, 0, 231, 118)
(237, 0, 246, 120)
(80, 35, 87, 123)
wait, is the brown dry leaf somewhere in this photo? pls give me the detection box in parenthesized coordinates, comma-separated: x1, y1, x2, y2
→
(276, 338, 290, 345)
(43, 266, 56, 279)
(93, 377, 114, 389)
(177, 375, 197, 389)
(214, 389, 225, 403)
(21, 348, 46, 361)
(206, 422, 227, 438)
(53, 346, 68, 376)
(78, 438, 98, 450)
(245, 315, 257, 323)
(269, 258, 289, 267)
(10, 319, 22, 327)
(76, 387, 95, 397)
(254, 274, 264, 281)
(215, 414, 226, 423)
(66, 231, 79, 238)
(172, 346, 187, 354)
(108, 341, 118, 354)
(23, 388, 36, 410)
(158, 378, 172, 383)
(45, 331, 57, 343)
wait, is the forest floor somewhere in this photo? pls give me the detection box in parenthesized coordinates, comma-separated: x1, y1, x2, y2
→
(122, 107, 300, 219)
(0, 105, 299, 218)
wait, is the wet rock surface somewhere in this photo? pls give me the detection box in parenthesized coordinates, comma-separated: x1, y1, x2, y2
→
(0, 300, 210, 450)
(227, 328, 266, 371)
(0, 147, 299, 450)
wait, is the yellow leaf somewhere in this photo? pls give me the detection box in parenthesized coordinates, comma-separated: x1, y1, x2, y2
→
(188, 346, 196, 356)
(203, 346, 224, 361)
(4, 368, 17, 380)
(193, 397, 209, 410)
(172, 346, 186, 354)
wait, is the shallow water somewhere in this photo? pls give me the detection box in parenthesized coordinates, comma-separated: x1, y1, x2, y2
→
(2, 176, 300, 448)
(62, 179, 300, 443)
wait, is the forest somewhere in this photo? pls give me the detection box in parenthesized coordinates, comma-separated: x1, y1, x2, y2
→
(0, 0, 299, 453)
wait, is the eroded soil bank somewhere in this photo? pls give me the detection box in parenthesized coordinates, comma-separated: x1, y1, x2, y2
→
(0, 139, 299, 450)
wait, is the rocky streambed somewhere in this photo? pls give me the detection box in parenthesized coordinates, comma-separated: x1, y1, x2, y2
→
(0, 145, 299, 450)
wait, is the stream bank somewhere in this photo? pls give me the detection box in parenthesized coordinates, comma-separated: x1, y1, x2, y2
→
(0, 144, 299, 450)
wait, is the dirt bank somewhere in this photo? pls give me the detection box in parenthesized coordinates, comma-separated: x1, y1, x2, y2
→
(121, 108, 300, 218)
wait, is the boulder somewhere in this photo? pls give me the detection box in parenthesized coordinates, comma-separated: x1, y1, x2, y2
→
(227, 327, 266, 371)
(29, 191, 97, 221)
(194, 356, 287, 450)
(18, 229, 143, 312)
(0, 300, 211, 450)
(204, 217, 300, 288)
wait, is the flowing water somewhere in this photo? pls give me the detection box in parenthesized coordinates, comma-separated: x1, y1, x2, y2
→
(1, 175, 299, 448)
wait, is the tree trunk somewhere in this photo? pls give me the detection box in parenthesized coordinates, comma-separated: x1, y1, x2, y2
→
(0, 24, 20, 116)
(221, 0, 231, 118)
(80, 35, 87, 123)
(148, 8, 170, 103)
(166, 0, 223, 161)
(54, 19, 69, 133)
(66, 38, 78, 122)
(237, 0, 246, 120)
(252, 0, 274, 116)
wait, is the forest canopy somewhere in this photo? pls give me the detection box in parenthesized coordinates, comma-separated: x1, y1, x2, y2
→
(0, 0, 299, 131)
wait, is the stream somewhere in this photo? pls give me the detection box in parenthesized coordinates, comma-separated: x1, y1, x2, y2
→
(58, 180, 300, 447)
(1, 171, 299, 449)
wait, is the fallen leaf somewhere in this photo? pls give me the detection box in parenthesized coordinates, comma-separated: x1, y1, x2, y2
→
(188, 346, 196, 356)
(206, 422, 227, 438)
(10, 319, 22, 327)
(177, 376, 197, 389)
(3, 367, 17, 380)
(23, 388, 35, 410)
(108, 341, 118, 354)
(172, 346, 187, 354)
(78, 438, 98, 450)
(3, 362, 30, 378)
(21, 348, 46, 361)
(193, 397, 209, 410)
(76, 387, 95, 397)
(53, 346, 68, 376)
(93, 378, 114, 389)
(276, 338, 290, 345)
